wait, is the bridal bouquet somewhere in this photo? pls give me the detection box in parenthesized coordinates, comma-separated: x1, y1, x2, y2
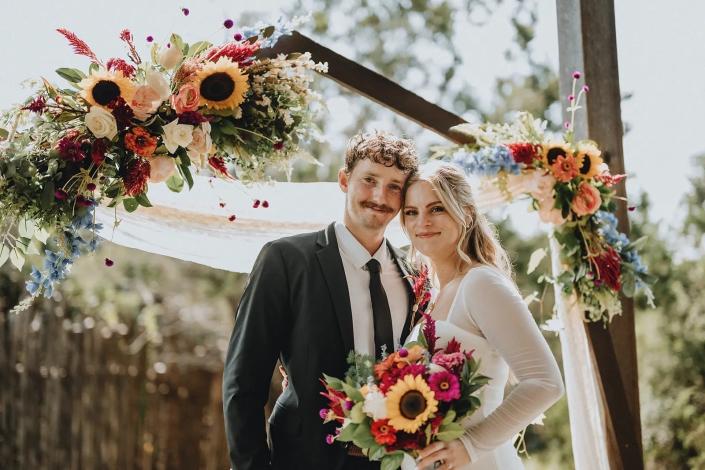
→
(320, 315, 489, 470)
(0, 17, 326, 299)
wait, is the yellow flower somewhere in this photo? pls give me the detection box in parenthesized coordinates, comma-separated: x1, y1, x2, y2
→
(540, 142, 572, 168)
(194, 57, 249, 110)
(386, 374, 438, 433)
(575, 141, 604, 179)
(79, 69, 136, 108)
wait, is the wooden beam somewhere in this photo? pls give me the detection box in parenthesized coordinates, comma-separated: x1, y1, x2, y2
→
(556, 0, 644, 468)
(258, 31, 474, 145)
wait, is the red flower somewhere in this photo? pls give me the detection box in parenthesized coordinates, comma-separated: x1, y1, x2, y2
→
(550, 155, 579, 182)
(592, 246, 622, 291)
(209, 156, 235, 179)
(444, 338, 461, 354)
(91, 138, 108, 165)
(123, 157, 151, 196)
(320, 381, 347, 424)
(178, 111, 208, 126)
(428, 371, 461, 402)
(57, 136, 85, 162)
(595, 172, 626, 187)
(124, 127, 158, 157)
(371, 419, 397, 446)
(507, 143, 540, 166)
(106, 58, 136, 78)
(392, 431, 425, 451)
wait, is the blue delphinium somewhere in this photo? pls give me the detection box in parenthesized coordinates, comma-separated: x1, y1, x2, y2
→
(451, 145, 522, 178)
(25, 207, 103, 298)
(595, 211, 648, 286)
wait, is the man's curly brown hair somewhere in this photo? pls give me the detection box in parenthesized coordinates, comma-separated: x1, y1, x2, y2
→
(344, 131, 418, 175)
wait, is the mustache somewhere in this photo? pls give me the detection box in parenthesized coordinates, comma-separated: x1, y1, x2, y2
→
(361, 201, 394, 213)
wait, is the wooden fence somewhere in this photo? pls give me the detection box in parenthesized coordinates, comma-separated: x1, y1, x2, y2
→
(0, 306, 233, 469)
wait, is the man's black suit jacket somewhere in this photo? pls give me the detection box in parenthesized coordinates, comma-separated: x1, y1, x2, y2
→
(223, 223, 414, 470)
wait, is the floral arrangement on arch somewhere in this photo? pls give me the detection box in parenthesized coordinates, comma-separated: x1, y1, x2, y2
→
(434, 72, 654, 323)
(0, 15, 326, 301)
(320, 313, 489, 470)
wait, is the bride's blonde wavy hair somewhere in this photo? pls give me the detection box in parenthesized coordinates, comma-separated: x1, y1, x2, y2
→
(401, 162, 514, 280)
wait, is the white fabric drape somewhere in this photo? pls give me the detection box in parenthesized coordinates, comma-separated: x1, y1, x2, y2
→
(94, 174, 535, 272)
(550, 236, 610, 470)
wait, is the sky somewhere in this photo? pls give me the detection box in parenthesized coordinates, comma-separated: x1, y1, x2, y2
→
(1, 0, 702, 251)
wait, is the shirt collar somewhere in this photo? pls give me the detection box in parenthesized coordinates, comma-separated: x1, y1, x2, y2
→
(334, 222, 389, 270)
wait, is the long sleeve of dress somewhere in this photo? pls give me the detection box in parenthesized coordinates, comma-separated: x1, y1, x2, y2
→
(457, 267, 564, 463)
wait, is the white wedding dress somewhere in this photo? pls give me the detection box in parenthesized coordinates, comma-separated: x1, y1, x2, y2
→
(404, 266, 564, 470)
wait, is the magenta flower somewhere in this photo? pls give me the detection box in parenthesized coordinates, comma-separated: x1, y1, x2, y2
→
(398, 348, 409, 358)
(568, 94, 574, 102)
(319, 408, 329, 419)
(399, 364, 425, 378)
(325, 434, 335, 445)
(146, 35, 154, 43)
(572, 71, 581, 79)
(234, 33, 243, 41)
(182, 7, 190, 16)
(582, 85, 590, 93)
(428, 371, 460, 402)
(223, 19, 234, 29)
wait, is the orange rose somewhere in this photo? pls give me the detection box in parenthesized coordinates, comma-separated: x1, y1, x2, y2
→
(124, 127, 158, 157)
(571, 182, 602, 216)
(171, 83, 201, 114)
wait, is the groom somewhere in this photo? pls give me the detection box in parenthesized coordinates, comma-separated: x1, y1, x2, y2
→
(223, 131, 419, 470)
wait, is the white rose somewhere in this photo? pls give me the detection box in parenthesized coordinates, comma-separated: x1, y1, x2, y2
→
(162, 119, 193, 154)
(187, 122, 212, 166)
(145, 69, 171, 102)
(85, 106, 118, 140)
(362, 389, 387, 420)
(149, 156, 177, 183)
(158, 43, 183, 70)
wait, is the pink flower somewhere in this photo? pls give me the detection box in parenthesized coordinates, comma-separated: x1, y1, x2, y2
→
(171, 83, 201, 114)
(428, 371, 460, 402)
(432, 352, 465, 373)
(149, 156, 177, 183)
(571, 182, 602, 216)
(537, 197, 566, 225)
(131, 85, 161, 121)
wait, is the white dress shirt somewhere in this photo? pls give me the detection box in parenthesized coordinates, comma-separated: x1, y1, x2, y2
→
(334, 222, 409, 356)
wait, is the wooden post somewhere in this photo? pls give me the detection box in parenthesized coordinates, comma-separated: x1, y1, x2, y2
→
(556, 0, 644, 468)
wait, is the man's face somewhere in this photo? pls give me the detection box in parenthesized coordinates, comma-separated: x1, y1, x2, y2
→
(339, 159, 408, 232)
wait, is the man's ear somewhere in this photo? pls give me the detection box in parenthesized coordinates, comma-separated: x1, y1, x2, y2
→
(338, 168, 349, 193)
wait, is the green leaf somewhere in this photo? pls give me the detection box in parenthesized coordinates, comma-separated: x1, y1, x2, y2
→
(123, 198, 139, 213)
(186, 40, 211, 58)
(527, 248, 547, 275)
(179, 162, 194, 189)
(40, 182, 55, 211)
(380, 452, 404, 470)
(336, 423, 358, 442)
(56, 67, 86, 84)
(441, 409, 456, 425)
(9, 248, 25, 271)
(435, 422, 465, 441)
(322, 373, 344, 391)
(88, 63, 99, 75)
(351, 420, 376, 448)
(341, 382, 364, 402)
(166, 174, 184, 193)
(0, 244, 10, 268)
(0, 128, 8, 140)
(34, 226, 50, 244)
(169, 33, 187, 54)
(135, 192, 153, 208)
(368, 444, 386, 461)
(17, 218, 36, 238)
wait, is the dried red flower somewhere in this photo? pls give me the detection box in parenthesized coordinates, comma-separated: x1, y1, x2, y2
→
(203, 40, 260, 65)
(592, 246, 622, 292)
(106, 58, 136, 78)
(178, 111, 208, 126)
(105, 258, 115, 267)
(507, 142, 540, 166)
(57, 28, 101, 65)
(22, 95, 47, 114)
(208, 156, 234, 179)
(123, 157, 151, 196)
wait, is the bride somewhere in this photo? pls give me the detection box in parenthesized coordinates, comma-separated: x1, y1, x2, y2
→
(402, 163, 564, 470)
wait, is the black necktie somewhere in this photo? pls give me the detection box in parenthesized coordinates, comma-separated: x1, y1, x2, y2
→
(366, 259, 394, 359)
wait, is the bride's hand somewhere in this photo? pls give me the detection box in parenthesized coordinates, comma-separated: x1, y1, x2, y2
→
(416, 439, 470, 470)
(279, 365, 289, 389)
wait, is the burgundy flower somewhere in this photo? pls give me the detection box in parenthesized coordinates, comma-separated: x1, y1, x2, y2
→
(87, 182, 97, 191)
(262, 200, 269, 208)
(592, 246, 622, 292)
(107, 97, 134, 130)
(208, 156, 234, 179)
(54, 189, 69, 201)
(274, 141, 285, 151)
(123, 157, 151, 196)
(444, 337, 462, 354)
(22, 95, 47, 114)
(178, 111, 208, 126)
(146, 35, 154, 43)
(181, 7, 190, 15)
(223, 19, 234, 29)
(234, 33, 243, 41)
(57, 137, 85, 162)
(104, 258, 115, 267)
(76, 195, 94, 207)
(91, 138, 108, 165)
(252, 199, 261, 208)
(106, 58, 136, 78)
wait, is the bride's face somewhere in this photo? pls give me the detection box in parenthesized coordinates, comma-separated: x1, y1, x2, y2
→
(403, 180, 461, 261)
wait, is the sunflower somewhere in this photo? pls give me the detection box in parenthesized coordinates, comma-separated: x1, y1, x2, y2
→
(194, 57, 249, 110)
(79, 69, 136, 108)
(540, 142, 572, 168)
(386, 374, 438, 433)
(575, 141, 604, 179)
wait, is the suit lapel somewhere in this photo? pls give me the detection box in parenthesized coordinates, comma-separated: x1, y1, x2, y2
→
(387, 241, 415, 346)
(316, 223, 355, 354)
